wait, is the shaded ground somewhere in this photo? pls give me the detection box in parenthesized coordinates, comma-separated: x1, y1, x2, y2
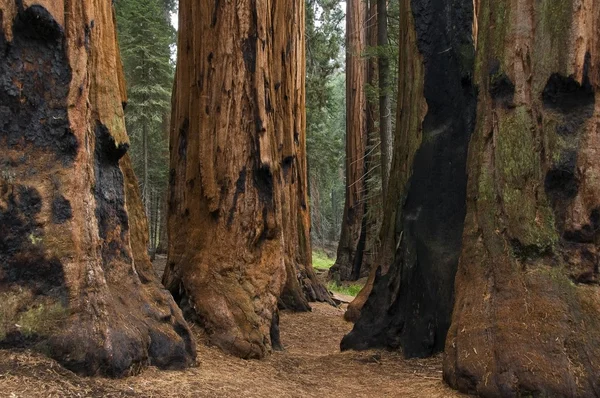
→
(0, 303, 464, 397)
(0, 257, 465, 397)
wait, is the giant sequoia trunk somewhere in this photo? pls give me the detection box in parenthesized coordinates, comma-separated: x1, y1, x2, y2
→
(329, 0, 368, 281)
(341, 0, 476, 357)
(444, 1, 600, 396)
(276, 0, 334, 311)
(164, 0, 329, 359)
(0, 0, 195, 376)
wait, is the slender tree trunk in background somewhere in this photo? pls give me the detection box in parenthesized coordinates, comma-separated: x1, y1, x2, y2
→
(156, 110, 170, 256)
(164, 0, 327, 358)
(156, 190, 168, 254)
(331, 187, 339, 241)
(345, 0, 421, 322)
(377, 0, 392, 196)
(0, 0, 195, 376)
(354, 0, 382, 281)
(150, 188, 159, 255)
(278, 0, 333, 310)
(342, 0, 476, 357)
(142, 119, 149, 216)
(309, 174, 323, 245)
(330, 0, 367, 281)
(445, 1, 600, 396)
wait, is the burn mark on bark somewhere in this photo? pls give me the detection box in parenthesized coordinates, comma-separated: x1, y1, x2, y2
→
(211, 0, 220, 27)
(51, 194, 72, 224)
(545, 166, 579, 201)
(489, 61, 515, 107)
(0, 5, 78, 165)
(270, 310, 283, 351)
(94, 123, 131, 269)
(542, 67, 594, 116)
(255, 112, 265, 134)
(563, 228, 596, 244)
(282, 156, 294, 179)
(84, 23, 91, 51)
(0, 184, 66, 297)
(14, 3, 63, 40)
(254, 166, 274, 205)
(242, 36, 257, 73)
(510, 238, 552, 261)
(178, 118, 189, 161)
(545, 150, 579, 229)
(228, 167, 247, 226)
(543, 64, 595, 137)
(561, 208, 600, 247)
(343, 0, 477, 359)
(147, 321, 196, 370)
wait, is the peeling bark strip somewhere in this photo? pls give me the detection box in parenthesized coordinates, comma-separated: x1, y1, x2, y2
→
(0, 1, 195, 376)
(444, 0, 600, 396)
(342, 0, 476, 358)
(164, 0, 330, 359)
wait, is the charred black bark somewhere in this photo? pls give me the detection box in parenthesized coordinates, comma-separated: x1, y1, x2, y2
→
(341, 0, 476, 358)
(1, 4, 196, 377)
(269, 310, 283, 351)
(0, 185, 67, 299)
(0, 6, 77, 165)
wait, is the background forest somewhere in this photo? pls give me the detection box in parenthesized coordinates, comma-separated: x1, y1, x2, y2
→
(3, 0, 600, 396)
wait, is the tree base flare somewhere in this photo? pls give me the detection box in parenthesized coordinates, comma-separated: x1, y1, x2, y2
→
(0, 2, 196, 377)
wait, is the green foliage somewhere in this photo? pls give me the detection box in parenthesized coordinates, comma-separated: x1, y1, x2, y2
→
(326, 281, 363, 297)
(312, 250, 336, 270)
(116, 0, 175, 250)
(306, 0, 346, 246)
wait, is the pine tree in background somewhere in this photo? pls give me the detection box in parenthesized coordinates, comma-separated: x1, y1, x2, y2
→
(115, 0, 176, 253)
(305, 0, 346, 248)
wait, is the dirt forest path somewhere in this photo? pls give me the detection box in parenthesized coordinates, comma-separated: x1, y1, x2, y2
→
(0, 303, 465, 397)
(0, 259, 466, 397)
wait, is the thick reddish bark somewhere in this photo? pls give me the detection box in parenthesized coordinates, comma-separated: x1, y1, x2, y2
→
(445, 1, 600, 396)
(164, 0, 329, 358)
(0, 0, 195, 377)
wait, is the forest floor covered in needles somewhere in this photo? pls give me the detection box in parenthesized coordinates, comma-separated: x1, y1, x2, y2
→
(0, 260, 464, 398)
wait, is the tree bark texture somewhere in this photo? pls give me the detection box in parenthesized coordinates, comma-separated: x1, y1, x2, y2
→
(164, 0, 329, 359)
(378, 0, 392, 196)
(444, 1, 600, 396)
(341, 0, 476, 358)
(0, 0, 195, 376)
(277, 0, 333, 311)
(330, 0, 368, 281)
(355, 0, 382, 281)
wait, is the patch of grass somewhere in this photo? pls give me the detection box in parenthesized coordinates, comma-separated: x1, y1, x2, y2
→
(312, 250, 335, 270)
(327, 282, 363, 297)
